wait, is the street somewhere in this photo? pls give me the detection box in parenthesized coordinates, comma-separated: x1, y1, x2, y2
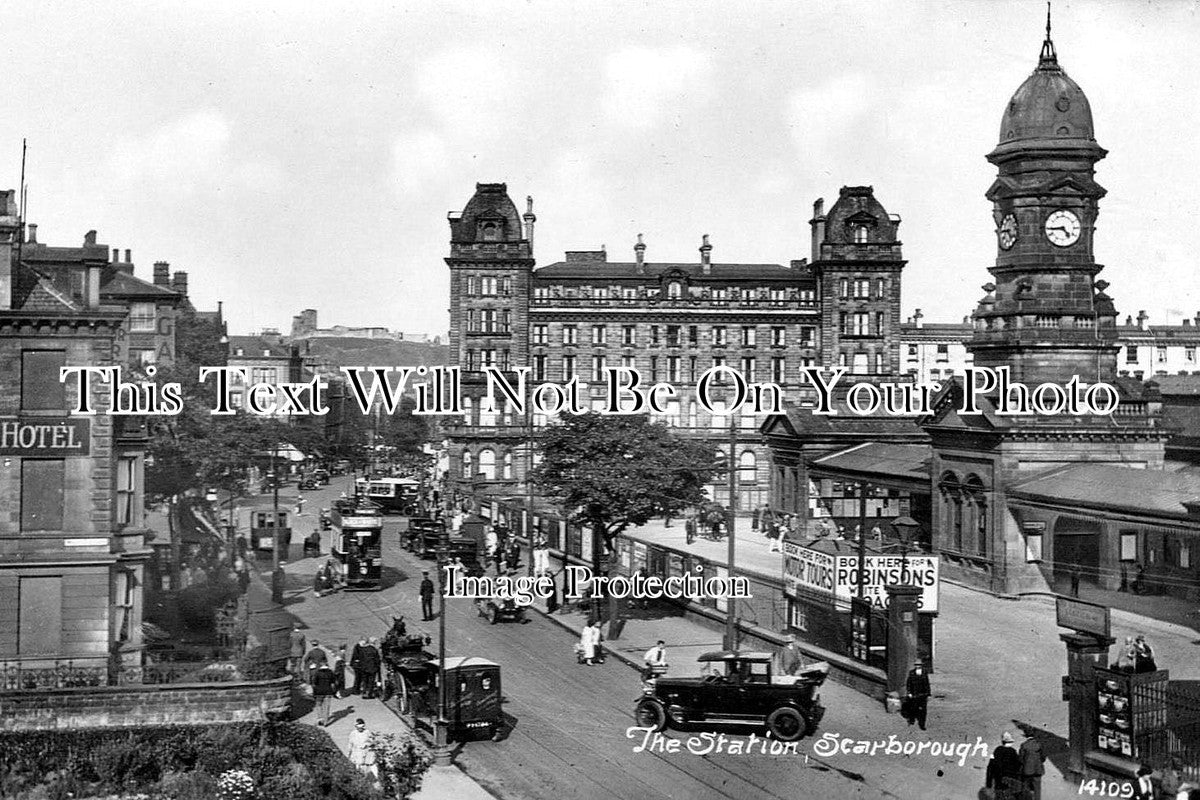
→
(238, 477, 1200, 800)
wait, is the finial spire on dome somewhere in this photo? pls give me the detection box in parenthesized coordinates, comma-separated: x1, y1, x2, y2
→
(1039, 1, 1058, 66)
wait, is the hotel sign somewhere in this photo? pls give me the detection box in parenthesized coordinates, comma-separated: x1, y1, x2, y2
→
(0, 417, 90, 456)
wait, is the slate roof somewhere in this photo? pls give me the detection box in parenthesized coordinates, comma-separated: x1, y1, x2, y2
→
(101, 271, 181, 299)
(1009, 464, 1200, 521)
(811, 442, 932, 483)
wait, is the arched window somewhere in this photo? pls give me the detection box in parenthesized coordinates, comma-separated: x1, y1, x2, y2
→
(853, 225, 869, 244)
(739, 451, 757, 484)
(939, 471, 963, 552)
(479, 449, 496, 480)
(481, 222, 498, 241)
(461, 450, 473, 479)
(965, 475, 987, 557)
(503, 452, 514, 479)
(668, 282, 682, 299)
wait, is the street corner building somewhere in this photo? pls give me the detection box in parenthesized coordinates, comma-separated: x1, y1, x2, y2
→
(442, 180, 906, 519)
(0, 192, 157, 697)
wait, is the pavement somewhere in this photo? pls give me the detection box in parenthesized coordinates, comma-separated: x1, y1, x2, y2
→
(241, 477, 495, 800)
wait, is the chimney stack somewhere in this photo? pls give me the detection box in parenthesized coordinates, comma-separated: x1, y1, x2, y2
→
(153, 261, 170, 286)
(699, 234, 712, 274)
(1137, 310, 1149, 330)
(112, 248, 119, 263)
(1194, 311, 1200, 328)
(171, 271, 188, 297)
(27, 223, 37, 244)
(913, 308, 924, 329)
(634, 233, 646, 273)
(522, 196, 536, 251)
(124, 249, 131, 263)
(810, 198, 826, 264)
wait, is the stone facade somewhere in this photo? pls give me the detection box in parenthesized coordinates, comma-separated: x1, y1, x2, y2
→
(445, 183, 905, 513)
(0, 196, 152, 678)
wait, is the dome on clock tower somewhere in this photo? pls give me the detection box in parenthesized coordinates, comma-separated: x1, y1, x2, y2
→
(997, 17, 1095, 145)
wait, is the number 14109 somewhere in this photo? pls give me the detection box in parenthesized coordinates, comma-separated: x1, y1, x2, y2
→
(1078, 779, 1133, 797)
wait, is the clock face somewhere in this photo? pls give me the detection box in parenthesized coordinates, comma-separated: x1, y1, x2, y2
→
(1044, 209, 1081, 247)
(998, 214, 1018, 250)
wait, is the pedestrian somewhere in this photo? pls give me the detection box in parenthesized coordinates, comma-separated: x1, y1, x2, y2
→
(642, 640, 668, 679)
(350, 637, 367, 695)
(484, 525, 498, 561)
(769, 523, 782, 553)
(1018, 730, 1045, 800)
(271, 562, 286, 605)
(1134, 634, 1157, 673)
(347, 718, 379, 779)
(871, 524, 883, 542)
(333, 645, 348, 698)
(420, 571, 435, 621)
(311, 662, 337, 727)
(1160, 758, 1184, 800)
(546, 569, 560, 614)
(360, 637, 382, 699)
(295, 493, 306, 516)
(1132, 764, 1154, 800)
(904, 661, 930, 730)
(313, 563, 328, 597)
(1116, 636, 1138, 672)
(580, 620, 599, 666)
(304, 639, 329, 684)
(685, 515, 697, 545)
(985, 731, 1022, 800)
(289, 623, 307, 679)
(776, 633, 802, 677)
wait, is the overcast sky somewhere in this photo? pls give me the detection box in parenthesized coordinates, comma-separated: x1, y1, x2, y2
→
(1, 1, 1196, 337)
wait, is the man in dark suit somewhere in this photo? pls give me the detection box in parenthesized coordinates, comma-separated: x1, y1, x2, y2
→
(985, 731, 1022, 800)
(420, 571, 435, 621)
(359, 637, 382, 699)
(349, 637, 367, 695)
(1018, 730, 1045, 800)
(905, 662, 930, 730)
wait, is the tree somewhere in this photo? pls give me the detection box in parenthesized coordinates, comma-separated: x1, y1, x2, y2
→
(531, 413, 722, 577)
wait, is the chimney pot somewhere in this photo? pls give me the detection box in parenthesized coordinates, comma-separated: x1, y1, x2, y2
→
(27, 223, 37, 243)
(112, 248, 119, 263)
(153, 261, 170, 286)
(171, 271, 188, 297)
(84, 230, 97, 246)
(124, 249, 131, 263)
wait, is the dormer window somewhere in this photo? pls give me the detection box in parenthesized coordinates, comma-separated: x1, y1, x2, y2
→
(853, 225, 869, 244)
(481, 222, 499, 241)
(668, 282, 682, 299)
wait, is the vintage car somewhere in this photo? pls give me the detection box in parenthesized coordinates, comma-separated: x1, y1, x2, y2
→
(634, 651, 829, 742)
(476, 595, 527, 625)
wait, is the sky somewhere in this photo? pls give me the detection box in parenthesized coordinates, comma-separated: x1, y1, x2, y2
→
(0, 0, 1197, 338)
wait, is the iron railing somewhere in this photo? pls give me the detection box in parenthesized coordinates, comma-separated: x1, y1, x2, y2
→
(0, 658, 244, 690)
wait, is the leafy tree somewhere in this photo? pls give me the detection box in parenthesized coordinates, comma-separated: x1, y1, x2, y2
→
(531, 413, 721, 576)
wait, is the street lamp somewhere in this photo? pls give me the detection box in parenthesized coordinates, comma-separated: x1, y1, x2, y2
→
(891, 516, 920, 577)
(433, 532, 451, 767)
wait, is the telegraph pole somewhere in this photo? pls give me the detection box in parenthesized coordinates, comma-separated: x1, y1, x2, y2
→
(857, 481, 868, 599)
(724, 417, 738, 651)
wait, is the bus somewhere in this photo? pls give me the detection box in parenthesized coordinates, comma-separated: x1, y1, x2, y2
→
(356, 477, 421, 515)
(331, 499, 384, 590)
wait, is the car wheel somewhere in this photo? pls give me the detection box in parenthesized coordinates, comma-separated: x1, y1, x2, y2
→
(635, 700, 667, 731)
(766, 707, 808, 742)
(487, 606, 498, 625)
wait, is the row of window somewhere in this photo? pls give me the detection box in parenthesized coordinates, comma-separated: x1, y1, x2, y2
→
(460, 446, 760, 482)
(533, 285, 817, 304)
(1125, 346, 1198, 364)
(835, 351, 891, 375)
(458, 396, 766, 431)
(463, 275, 514, 297)
(531, 324, 816, 348)
(837, 278, 890, 300)
(839, 311, 888, 337)
(465, 308, 513, 334)
(520, 353, 815, 383)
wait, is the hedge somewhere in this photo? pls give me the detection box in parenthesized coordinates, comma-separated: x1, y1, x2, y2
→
(0, 722, 427, 800)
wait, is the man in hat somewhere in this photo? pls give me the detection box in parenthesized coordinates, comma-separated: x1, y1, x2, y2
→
(986, 731, 1022, 799)
(271, 562, 287, 605)
(288, 622, 307, 680)
(420, 571, 435, 621)
(311, 662, 337, 727)
(905, 661, 931, 730)
(777, 634, 802, 677)
(1018, 729, 1045, 800)
(642, 640, 668, 679)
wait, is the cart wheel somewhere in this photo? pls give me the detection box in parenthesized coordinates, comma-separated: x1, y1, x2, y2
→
(487, 606, 498, 625)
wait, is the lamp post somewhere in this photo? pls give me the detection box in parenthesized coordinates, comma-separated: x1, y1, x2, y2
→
(891, 516, 920, 576)
(724, 417, 738, 651)
(433, 534, 451, 766)
(856, 481, 868, 600)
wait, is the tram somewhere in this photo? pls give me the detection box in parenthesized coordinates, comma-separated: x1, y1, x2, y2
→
(331, 499, 384, 590)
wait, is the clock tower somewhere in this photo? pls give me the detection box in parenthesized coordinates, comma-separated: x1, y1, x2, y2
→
(968, 13, 1119, 386)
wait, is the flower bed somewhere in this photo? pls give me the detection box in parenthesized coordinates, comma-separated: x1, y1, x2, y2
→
(0, 721, 428, 800)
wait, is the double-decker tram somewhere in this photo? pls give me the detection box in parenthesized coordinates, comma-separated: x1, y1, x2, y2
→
(331, 499, 384, 590)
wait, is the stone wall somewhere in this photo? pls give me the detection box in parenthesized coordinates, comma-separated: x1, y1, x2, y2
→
(0, 676, 292, 731)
